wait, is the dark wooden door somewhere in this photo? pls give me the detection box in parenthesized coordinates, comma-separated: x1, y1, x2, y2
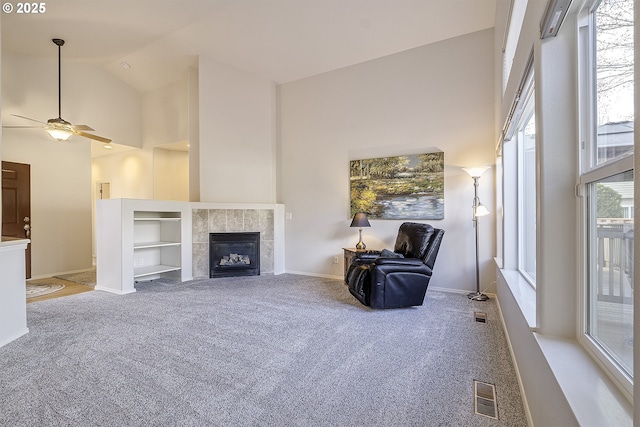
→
(2, 161, 31, 278)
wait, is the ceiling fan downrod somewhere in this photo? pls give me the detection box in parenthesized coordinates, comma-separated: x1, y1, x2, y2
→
(52, 38, 64, 120)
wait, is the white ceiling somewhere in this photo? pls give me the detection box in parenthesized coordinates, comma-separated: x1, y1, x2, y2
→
(2, 0, 496, 93)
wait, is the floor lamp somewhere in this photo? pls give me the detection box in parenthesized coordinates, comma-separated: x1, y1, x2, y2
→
(462, 166, 491, 301)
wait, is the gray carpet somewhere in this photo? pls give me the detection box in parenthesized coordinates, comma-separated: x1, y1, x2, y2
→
(0, 274, 526, 426)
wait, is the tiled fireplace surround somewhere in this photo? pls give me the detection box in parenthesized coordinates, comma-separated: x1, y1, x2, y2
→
(191, 206, 283, 279)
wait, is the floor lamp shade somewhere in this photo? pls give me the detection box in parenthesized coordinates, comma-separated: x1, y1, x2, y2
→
(462, 166, 490, 179)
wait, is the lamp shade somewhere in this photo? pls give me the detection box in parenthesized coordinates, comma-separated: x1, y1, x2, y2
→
(462, 166, 490, 178)
(475, 204, 490, 217)
(46, 128, 73, 141)
(350, 212, 371, 228)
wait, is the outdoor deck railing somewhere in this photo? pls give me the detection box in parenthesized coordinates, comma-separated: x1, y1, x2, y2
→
(597, 222, 633, 304)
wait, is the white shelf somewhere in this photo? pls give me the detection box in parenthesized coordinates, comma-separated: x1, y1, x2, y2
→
(133, 211, 182, 281)
(134, 217, 181, 222)
(134, 241, 181, 249)
(97, 199, 192, 294)
(134, 264, 181, 278)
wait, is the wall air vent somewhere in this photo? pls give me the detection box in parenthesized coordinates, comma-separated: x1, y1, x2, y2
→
(540, 0, 573, 38)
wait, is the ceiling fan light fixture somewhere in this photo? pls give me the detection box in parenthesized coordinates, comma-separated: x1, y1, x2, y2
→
(46, 117, 73, 141)
(46, 128, 73, 141)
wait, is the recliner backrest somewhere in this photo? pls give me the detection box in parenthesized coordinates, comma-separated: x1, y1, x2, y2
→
(423, 228, 444, 269)
(393, 222, 434, 260)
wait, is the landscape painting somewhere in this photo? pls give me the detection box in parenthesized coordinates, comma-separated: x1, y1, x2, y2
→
(350, 152, 444, 220)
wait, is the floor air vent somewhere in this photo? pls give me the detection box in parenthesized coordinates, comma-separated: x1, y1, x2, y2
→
(473, 380, 498, 419)
(474, 311, 487, 323)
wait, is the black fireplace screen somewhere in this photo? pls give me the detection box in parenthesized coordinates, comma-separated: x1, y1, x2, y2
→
(210, 232, 260, 278)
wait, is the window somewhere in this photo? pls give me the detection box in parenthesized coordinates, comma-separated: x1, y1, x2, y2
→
(592, 1, 634, 167)
(501, 61, 536, 287)
(586, 170, 633, 377)
(579, 0, 634, 393)
(518, 100, 536, 284)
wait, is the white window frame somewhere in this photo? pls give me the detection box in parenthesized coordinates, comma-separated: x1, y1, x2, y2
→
(516, 95, 536, 287)
(502, 0, 529, 94)
(578, 158, 634, 398)
(577, 0, 634, 398)
(501, 58, 536, 289)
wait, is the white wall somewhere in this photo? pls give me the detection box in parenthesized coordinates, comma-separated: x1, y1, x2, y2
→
(92, 77, 193, 202)
(153, 148, 189, 200)
(198, 57, 277, 204)
(91, 149, 154, 200)
(143, 77, 190, 201)
(143, 78, 188, 147)
(2, 53, 142, 277)
(278, 29, 496, 290)
(188, 67, 200, 202)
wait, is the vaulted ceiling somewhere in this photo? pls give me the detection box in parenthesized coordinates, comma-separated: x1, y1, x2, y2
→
(2, 0, 496, 93)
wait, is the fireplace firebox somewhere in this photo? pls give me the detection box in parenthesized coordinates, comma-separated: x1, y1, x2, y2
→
(210, 232, 260, 278)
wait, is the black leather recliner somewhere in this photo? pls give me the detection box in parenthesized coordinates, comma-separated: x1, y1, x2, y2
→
(345, 222, 444, 309)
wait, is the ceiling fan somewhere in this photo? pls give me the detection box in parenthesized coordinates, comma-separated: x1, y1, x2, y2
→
(3, 39, 112, 144)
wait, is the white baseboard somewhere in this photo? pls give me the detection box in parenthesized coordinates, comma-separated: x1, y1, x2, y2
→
(0, 328, 29, 349)
(94, 286, 136, 295)
(285, 270, 343, 280)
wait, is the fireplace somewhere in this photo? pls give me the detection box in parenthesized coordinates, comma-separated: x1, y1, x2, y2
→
(210, 232, 260, 278)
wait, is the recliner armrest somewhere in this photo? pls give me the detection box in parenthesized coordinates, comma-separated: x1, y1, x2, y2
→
(373, 258, 432, 276)
(374, 257, 424, 266)
(353, 251, 381, 263)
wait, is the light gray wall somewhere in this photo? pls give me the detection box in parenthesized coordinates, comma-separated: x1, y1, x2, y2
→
(92, 77, 193, 202)
(188, 67, 200, 202)
(278, 29, 496, 287)
(143, 78, 188, 148)
(198, 57, 277, 204)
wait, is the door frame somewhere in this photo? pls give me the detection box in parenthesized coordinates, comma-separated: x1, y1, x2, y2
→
(2, 161, 32, 278)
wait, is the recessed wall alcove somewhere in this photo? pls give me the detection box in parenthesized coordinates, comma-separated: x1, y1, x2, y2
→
(191, 203, 285, 279)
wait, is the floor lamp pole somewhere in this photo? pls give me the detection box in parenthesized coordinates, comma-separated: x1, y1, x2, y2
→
(468, 176, 489, 301)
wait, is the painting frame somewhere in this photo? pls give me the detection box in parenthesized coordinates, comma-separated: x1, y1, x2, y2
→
(349, 152, 444, 220)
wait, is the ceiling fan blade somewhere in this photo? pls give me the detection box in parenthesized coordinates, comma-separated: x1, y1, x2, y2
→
(74, 130, 112, 144)
(2, 125, 44, 128)
(72, 124, 95, 132)
(11, 114, 47, 125)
